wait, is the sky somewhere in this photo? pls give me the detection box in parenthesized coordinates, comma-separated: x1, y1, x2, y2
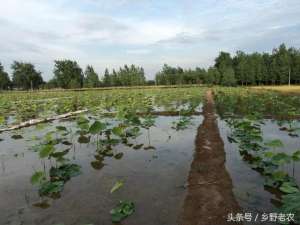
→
(0, 0, 300, 81)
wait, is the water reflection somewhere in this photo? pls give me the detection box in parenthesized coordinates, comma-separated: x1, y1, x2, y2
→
(0, 116, 202, 225)
(219, 119, 300, 225)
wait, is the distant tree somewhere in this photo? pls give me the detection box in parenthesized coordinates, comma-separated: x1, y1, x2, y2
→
(0, 63, 11, 90)
(243, 55, 256, 85)
(221, 67, 236, 86)
(233, 51, 247, 85)
(289, 47, 300, 84)
(215, 52, 234, 84)
(269, 58, 278, 85)
(204, 67, 216, 84)
(161, 64, 177, 85)
(11, 61, 43, 90)
(130, 65, 144, 86)
(155, 64, 199, 85)
(213, 68, 222, 85)
(139, 67, 146, 85)
(215, 52, 233, 69)
(69, 79, 81, 89)
(53, 60, 83, 89)
(83, 65, 100, 88)
(195, 67, 207, 84)
(103, 68, 111, 86)
(252, 53, 265, 85)
(102, 65, 146, 87)
(273, 44, 291, 84)
(146, 80, 155, 85)
(155, 72, 166, 85)
(261, 53, 271, 85)
(46, 78, 58, 89)
(39, 43, 300, 88)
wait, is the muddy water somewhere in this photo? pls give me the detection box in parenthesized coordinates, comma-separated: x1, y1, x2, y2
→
(0, 116, 202, 225)
(219, 119, 300, 225)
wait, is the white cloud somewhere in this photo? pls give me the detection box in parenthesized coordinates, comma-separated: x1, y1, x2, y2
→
(0, 0, 299, 80)
(126, 49, 151, 55)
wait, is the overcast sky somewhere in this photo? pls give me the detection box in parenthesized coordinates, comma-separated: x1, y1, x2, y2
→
(0, 0, 300, 80)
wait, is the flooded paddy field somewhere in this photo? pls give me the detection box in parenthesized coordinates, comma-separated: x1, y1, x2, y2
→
(220, 119, 300, 225)
(0, 116, 202, 225)
(215, 87, 300, 225)
(1, 87, 300, 225)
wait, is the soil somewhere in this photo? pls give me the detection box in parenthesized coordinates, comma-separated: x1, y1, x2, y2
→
(179, 90, 243, 225)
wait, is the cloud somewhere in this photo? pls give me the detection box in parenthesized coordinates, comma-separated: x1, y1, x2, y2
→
(156, 30, 221, 46)
(0, 0, 299, 80)
(126, 49, 151, 55)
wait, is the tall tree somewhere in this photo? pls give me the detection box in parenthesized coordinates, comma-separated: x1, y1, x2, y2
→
(272, 44, 291, 84)
(215, 52, 233, 84)
(83, 65, 100, 88)
(0, 63, 11, 90)
(233, 51, 247, 85)
(221, 67, 236, 86)
(215, 52, 233, 69)
(289, 47, 300, 84)
(53, 60, 83, 89)
(205, 67, 217, 85)
(103, 68, 111, 87)
(11, 61, 43, 90)
(261, 53, 271, 85)
(46, 78, 58, 89)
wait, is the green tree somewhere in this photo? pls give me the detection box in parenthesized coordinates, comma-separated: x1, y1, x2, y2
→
(11, 61, 43, 90)
(215, 52, 233, 69)
(289, 47, 300, 84)
(215, 52, 234, 84)
(46, 78, 58, 89)
(244, 55, 256, 85)
(83, 65, 100, 88)
(103, 68, 111, 86)
(53, 60, 83, 89)
(195, 67, 207, 84)
(261, 53, 271, 85)
(205, 67, 217, 84)
(252, 53, 264, 85)
(221, 67, 236, 86)
(0, 63, 11, 90)
(272, 44, 291, 84)
(103, 65, 146, 87)
(233, 51, 247, 85)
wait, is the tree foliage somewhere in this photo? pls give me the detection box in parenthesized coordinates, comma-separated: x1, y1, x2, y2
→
(11, 61, 43, 90)
(53, 60, 83, 89)
(2, 43, 300, 90)
(102, 65, 145, 87)
(0, 63, 11, 90)
(155, 43, 300, 86)
(155, 64, 204, 85)
(83, 65, 100, 88)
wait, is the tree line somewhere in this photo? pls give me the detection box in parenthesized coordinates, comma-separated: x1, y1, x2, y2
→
(0, 60, 147, 90)
(156, 44, 300, 86)
(1, 43, 300, 90)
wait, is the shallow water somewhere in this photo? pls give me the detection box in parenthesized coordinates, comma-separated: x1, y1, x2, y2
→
(0, 116, 202, 225)
(219, 119, 300, 225)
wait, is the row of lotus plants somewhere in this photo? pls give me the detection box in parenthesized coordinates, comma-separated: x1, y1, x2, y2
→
(226, 116, 300, 224)
(27, 100, 198, 223)
(214, 88, 300, 224)
(0, 87, 205, 126)
(214, 87, 300, 120)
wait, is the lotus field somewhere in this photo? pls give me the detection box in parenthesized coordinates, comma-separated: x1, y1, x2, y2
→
(0, 86, 300, 225)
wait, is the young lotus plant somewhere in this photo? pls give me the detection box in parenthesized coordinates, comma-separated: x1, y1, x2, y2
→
(141, 114, 156, 150)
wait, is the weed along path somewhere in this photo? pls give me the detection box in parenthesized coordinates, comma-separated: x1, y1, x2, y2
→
(180, 90, 242, 225)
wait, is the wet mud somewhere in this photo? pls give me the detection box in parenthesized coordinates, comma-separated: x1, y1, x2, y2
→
(180, 90, 242, 225)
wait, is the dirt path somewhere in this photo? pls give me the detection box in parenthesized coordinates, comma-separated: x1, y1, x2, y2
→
(179, 89, 242, 225)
